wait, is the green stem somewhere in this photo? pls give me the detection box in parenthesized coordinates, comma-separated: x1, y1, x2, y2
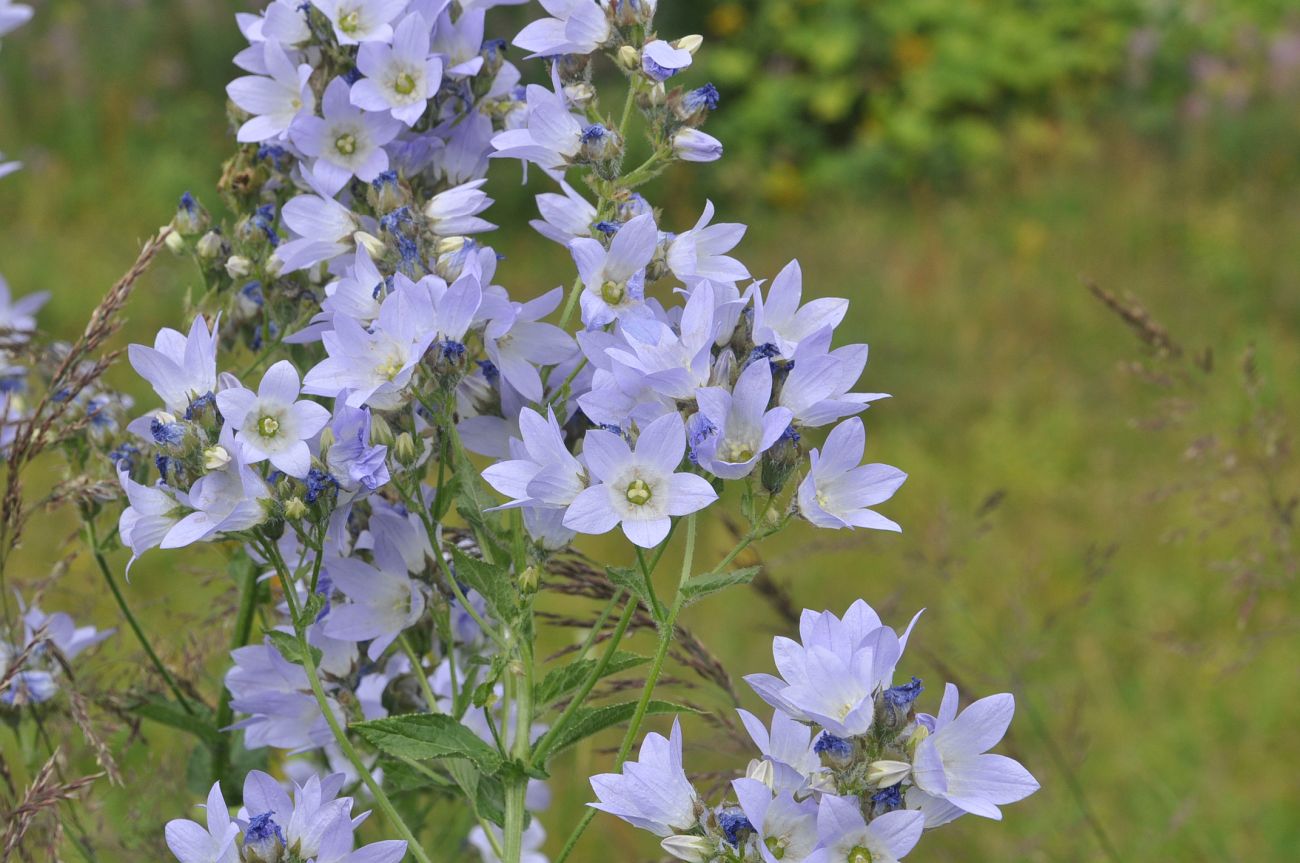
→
(270, 554, 434, 863)
(84, 520, 196, 715)
(531, 598, 637, 766)
(556, 276, 584, 330)
(399, 633, 441, 713)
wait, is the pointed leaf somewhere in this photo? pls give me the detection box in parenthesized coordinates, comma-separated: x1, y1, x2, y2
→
(353, 714, 503, 773)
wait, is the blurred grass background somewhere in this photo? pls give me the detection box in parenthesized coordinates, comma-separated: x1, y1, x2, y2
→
(2, 1, 1299, 861)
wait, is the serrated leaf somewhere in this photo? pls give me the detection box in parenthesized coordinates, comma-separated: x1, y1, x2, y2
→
(264, 629, 322, 668)
(128, 696, 223, 747)
(605, 565, 657, 617)
(543, 700, 701, 759)
(680, 566, 762, 605)
(353, 713, 503, 773)
(534, 651, 648, 708)
(450, 546, 518, 623)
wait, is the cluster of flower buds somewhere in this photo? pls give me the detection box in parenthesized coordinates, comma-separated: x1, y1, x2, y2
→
(592, 601, 1040, 863)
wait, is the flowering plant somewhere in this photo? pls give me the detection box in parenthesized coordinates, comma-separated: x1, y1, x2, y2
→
(0, 1, 1037, 861)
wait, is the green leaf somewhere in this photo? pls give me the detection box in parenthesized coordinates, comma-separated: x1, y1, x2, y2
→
(264, 629, 322, 668)
(450, 546, 518, 623)
(534, 651, 648, 708)
(543, 700, 701, 759)
(681, 566, 762, 605)
(128, 696, 223, 747)
(353, 713, 503, 774)
(605, 565, 656, 617)
(376, 757, 456, 794)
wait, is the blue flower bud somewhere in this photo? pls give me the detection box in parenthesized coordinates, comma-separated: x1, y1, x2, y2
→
(717, 809, 753, 847)
(814, 732, 855, 769)
(243, 812, 285, 863)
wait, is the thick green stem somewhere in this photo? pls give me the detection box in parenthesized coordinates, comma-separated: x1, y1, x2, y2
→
(84, 520, 196, 715)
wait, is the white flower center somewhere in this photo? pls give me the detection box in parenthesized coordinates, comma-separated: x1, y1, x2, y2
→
(256, 414, 281, 438)
(719, 440, 755, 463)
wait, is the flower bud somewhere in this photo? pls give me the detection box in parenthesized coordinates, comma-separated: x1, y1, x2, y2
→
(563, 82, 597, 109)
(745, 757, 776, 790)
(243, 812, 285, 863)
(368, 170, 409, 213)
(813, 732, 855, 770)
(876, 676, 923, 730)
(519, 565, 540, 595)
(318, 426, 336, 457)
(866, 760, 912, 788)
(579, 123, 621, 163)
(647, 81, 667, 107)
(354, 230, 386, 259)
(225, 255, 253, 279)
(434, 235, 467, 256)
(676, 34, 704, 54)
(394, 432, 419, 467)
(163, 227, 185, 254)
(616, 45, 640, 71)
(674, 83, 720, 125)
(672, 128, 723, 163)
(369, 415, 395, 448)
(173, 192, 209, 237)
(661, 835, 712, 863)
(195, 229, 228, 261)
(760, 425, 800, 495)
(203, 445, 231, 470)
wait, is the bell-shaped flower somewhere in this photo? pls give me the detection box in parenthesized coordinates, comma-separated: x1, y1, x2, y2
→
(292, 77, 403, 196)
(664, 201, 749, 285)
(274, 194, 364, 274)
(513, 0, 609, 57)
(693, 359, 792, 479)
(530, 180, 595, 245)
(569, 212, 658, 328)
(797, 417, 906, 531)
(304, 282, 437, 409)
(589, 717, 698, 837)
(164, 782, 240, 863)
(563, 412, 717, 548)
(744, 600, 922, 737)
(780, 330, 888, 428)
(424, 179, 496, 235)
(118, 470, 187, 574)
(482, 286, 576, 402)
(314, 0, 407, 45)
(731, 778, 820, 863)
(753, 260, 848, 358)
(160, 439, 271, 549)
(227, 40, 314, 142)
(908, 683, 1040, 826)
(736, 708, 824, 795)
(321, 555, 425, 660)
(217, 360, 330, 478)
(806, 794, 923, 863)
(350, 13, 442, 125)
(128, 315, 219, 414)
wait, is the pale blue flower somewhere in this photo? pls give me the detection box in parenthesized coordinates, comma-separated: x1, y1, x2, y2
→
(779, 333, 889, 428)
(513, 0, 609, 57)
(736, 708, 823, 795)
(693, 358, 793, 480)
(491, 82, 587, 174)
(160, 440, 271, 549)
(806, 794, 924, 863)
(589, 717, 698, 836)
(292, 77, 404, 196)
(423, 179, 496, 234)
(530, 180, 596, 244)
(322, 555, 425, 660)
(274, 194, 364, 273)
(128, 315, 220, 414)
(482, 285, 576, 401)
(164, 782, 240, 863)
(227, 40, 315, 143)
(908, 683, 1040, 826)
(664, 201, 749, 284)
(752, 260, 848, 358)
(563, 411, 717, 548)
(0, 0, 32, 38)
(325, 402, 390, 493)
(0, 276, 48, 341)
(117, 470, 187, 574)
(672, 128, 723, 163)
(313, 0, 407, 45)
(642, 39, 692, 81)
(744, 600, 922, 737)
(350, 13, 442, 125)
(797, 417, 906, 531)
(217, 360, 330, 478)
(731, 778, 820, 863)
(569, 212, 658, 327)
(432, 6, 488, 78)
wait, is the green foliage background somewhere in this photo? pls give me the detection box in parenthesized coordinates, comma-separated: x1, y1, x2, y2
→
(1, 1, 1298, 861)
